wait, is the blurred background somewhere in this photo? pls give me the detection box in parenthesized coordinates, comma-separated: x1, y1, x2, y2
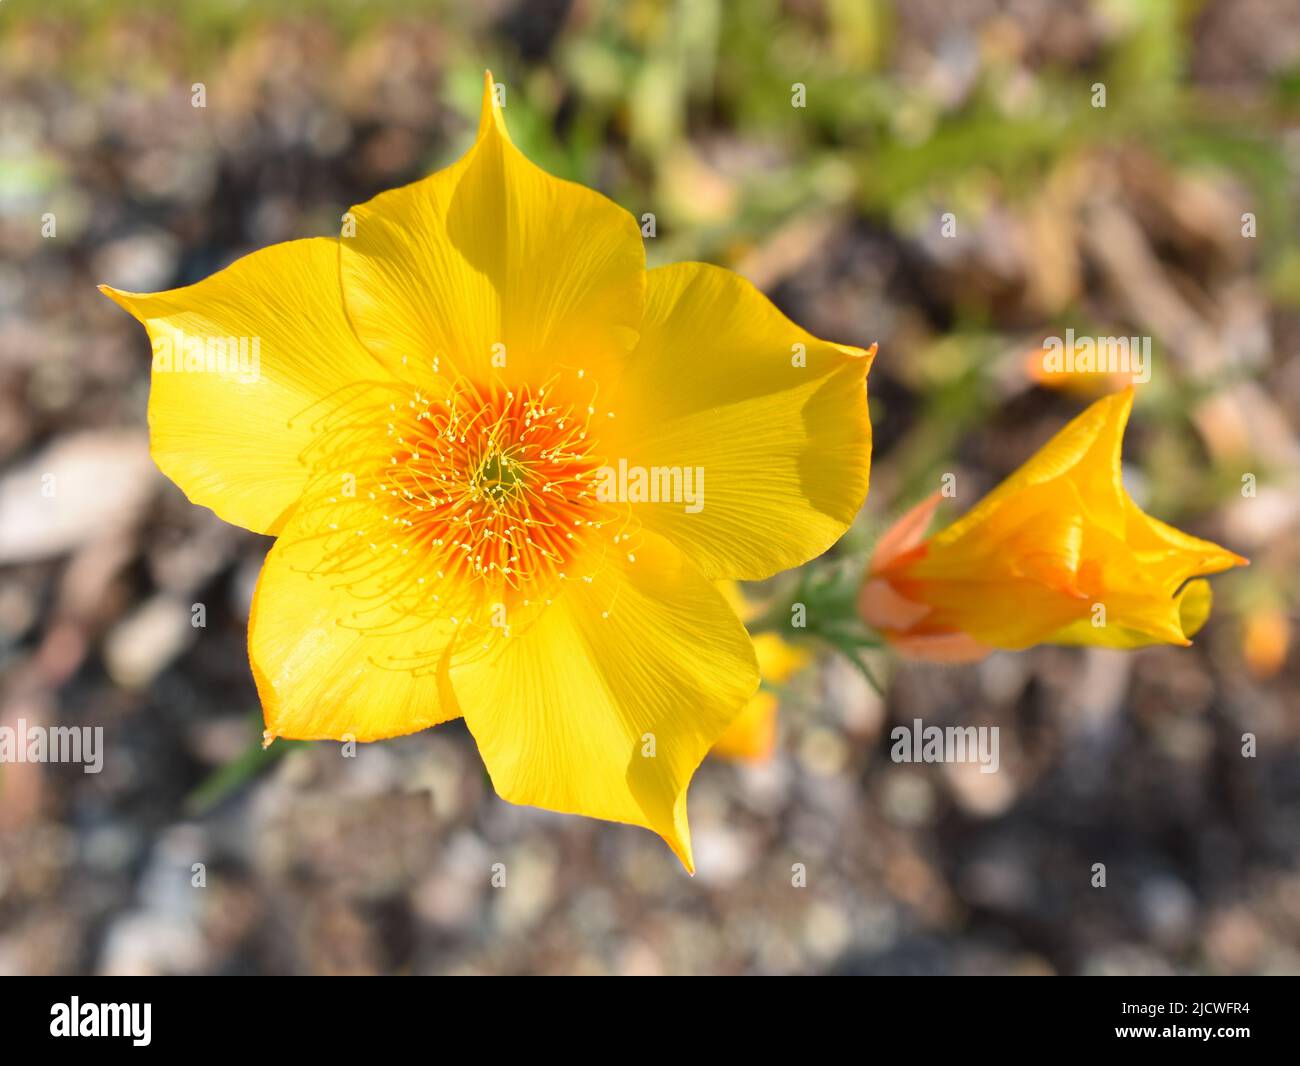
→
(1, 0, 1298, 976)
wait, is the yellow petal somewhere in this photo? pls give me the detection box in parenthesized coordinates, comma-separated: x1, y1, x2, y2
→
(754, 632, 811, 686)
(935, 387, 1132, 547)
(604, 262, 874, 579)
(710, 633, 809, 762)
(918, 481, 1088, 593)
(715, 579, 754, 621)
(1123, 499, 1249, 589)
(1177, 579, 1214, 638)
(446, 532, 759, 872)
(711, 691, 779, 763)
(1045, 568, 1214, 649)
(708, 585, 808, 761)
(338, 70, 644, 392)
(100, 238, 386, 535)
(901, 481, 1093, 647)
(249, 457, 462, 743)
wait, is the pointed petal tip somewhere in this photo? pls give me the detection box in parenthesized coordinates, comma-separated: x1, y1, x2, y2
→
(1198, 547, 1249, 574)
(97, 282, 148, 320)
(477, 69, 511, 144)
(97, 282, 129, 306)
(835, 340, 877, 367)
(1118, 384, 1139, 420)
(660, 807, 695, 874)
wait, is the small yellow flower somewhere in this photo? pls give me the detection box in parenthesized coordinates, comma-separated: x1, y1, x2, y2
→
(860, 389, 1246, 660)
(710, 583, 811, 763)
(100, 73, 874, 870)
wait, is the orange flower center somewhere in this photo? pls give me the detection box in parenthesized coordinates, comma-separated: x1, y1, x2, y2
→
(382, 376, 610, 589)
(293, 367, 633, 642)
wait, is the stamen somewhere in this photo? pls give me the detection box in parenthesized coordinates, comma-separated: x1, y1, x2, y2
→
(286, 368, 637, 662)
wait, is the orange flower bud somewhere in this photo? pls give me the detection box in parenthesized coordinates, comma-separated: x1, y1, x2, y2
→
(861, 390, 1246, 660)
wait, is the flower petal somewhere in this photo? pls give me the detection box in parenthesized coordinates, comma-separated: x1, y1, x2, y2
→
(604, 262, 873, 580)
(883, 631, 993, 662)
(1177, 578, 1214, 638)
(936, 387, 1133, 546)
(893, 481, 1094, 647)
(446, 532, 759, 872)
(1124, 499, 1249, 588)
(249, 471, 462, 743)
(754, 631, 811, 687)
(711, 691, 779, 763)
(870, 491, 943, 573)
(338, 71, 645, 390)
(100, 238, 386, 535)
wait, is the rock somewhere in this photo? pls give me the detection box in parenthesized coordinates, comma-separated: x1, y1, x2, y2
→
(0, 431, 159, 564)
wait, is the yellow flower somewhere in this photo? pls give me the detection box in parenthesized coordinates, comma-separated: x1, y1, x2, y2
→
(710, 583, 811, 763)
(859, 389, 1245, 660)
(100, 73, 874, 871)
